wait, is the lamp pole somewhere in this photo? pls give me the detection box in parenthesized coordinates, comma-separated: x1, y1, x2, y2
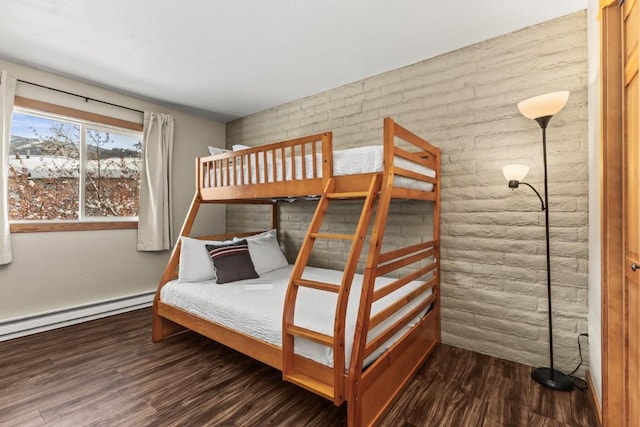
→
(530, 115, 573, 391)
(538, 116, 554, 372)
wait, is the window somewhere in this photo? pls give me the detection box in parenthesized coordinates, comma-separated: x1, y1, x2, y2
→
(8, 104, 143, 231)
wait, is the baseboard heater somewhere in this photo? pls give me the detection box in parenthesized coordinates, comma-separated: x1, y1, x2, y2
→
(0, 291, 155, 342)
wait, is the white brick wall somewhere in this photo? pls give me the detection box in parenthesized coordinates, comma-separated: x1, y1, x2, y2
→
(226, 12, 589, 374)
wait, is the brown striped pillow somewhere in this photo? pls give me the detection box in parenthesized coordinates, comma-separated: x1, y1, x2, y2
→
(205, 239, 259, 284)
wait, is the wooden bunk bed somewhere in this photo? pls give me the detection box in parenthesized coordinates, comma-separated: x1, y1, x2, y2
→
(152, 117, 441, 426)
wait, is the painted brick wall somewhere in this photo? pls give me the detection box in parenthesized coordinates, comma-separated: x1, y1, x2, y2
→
(226, 12, 588, 374)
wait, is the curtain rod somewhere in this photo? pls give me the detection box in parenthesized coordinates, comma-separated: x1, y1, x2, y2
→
(16, 79, 144, 114)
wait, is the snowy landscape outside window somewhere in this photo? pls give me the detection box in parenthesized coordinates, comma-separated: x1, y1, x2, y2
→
(8, 108, 142, 222)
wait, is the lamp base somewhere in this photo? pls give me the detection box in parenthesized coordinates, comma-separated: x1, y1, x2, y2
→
(531, 367, 574, 391)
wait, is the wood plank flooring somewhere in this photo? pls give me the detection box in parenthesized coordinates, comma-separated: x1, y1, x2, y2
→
(0, 308, 599, 426)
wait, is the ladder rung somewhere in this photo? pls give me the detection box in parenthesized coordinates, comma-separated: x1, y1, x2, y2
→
(286, 325, 333, 346)
(310, 232, 355, 240)
(284, 371, 334, 400)
(326, 191, 370, 199)
(293, 278, 340, 293)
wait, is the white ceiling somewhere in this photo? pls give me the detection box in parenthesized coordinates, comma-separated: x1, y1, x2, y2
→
(0, 0, 587, 122)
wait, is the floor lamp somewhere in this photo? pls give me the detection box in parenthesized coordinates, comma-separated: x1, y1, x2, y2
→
(502, 91, 574, 392)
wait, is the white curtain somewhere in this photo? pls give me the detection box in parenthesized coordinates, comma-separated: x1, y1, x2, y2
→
(0, 70, 16, 265)
(137, 111, 174, 251)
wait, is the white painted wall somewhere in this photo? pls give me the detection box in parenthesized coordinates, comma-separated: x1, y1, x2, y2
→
(586, 0, 602, 406)
(0, 58, 226, 323)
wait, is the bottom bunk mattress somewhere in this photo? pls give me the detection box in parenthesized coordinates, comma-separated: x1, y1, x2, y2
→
(160, 264, 432, 369)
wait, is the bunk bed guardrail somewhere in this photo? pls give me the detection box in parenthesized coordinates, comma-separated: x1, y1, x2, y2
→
(198, 132, 333, 201)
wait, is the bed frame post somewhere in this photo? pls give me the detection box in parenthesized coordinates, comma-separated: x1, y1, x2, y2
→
(434, 147, 442, 343)
(321, 132, 333, 188)
(152, 192, 203, 342)
(271, 201, 278, 231)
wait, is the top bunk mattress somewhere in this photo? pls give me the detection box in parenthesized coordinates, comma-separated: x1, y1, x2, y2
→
(212, 145, 436, 192)
(160, 264, 433, 369)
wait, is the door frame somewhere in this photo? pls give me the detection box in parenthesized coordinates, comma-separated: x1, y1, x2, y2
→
(600, 1, 626, 426)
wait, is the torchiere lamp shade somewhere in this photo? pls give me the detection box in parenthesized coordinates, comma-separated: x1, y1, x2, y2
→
(517, 91, 569, 120)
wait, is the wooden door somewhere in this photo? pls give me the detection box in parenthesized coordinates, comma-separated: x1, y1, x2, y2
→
(623, 1, 640, 424)
(602, 0, 640, 425)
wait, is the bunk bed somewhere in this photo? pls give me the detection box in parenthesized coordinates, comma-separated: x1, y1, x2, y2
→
(152, 117, 441, 426)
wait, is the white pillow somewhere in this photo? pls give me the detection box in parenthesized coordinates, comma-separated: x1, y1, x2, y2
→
(235, 229, 288, 275)
(208, 146, 230, 156)
(232, 144, 250, 151)
(178, 236, 233, 282)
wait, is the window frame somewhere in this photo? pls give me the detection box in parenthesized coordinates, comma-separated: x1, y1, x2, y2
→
(9, 97, 144, 233)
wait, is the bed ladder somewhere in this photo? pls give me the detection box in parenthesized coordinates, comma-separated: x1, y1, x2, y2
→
(282, 174, 382, 405)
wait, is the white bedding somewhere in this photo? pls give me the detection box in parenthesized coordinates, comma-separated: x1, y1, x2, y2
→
(212, 145, 435, 192)
(161, 264, 433, 369)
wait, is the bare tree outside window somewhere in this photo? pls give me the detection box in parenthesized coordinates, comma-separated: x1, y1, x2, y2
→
(85, 128, 141, 217)
(8, 111, 141, 221)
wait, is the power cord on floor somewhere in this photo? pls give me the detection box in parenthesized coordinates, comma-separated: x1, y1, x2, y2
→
(567, 333, 589, 391)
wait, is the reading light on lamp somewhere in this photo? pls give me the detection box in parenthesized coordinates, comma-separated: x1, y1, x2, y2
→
(505, 90, 574, 392)
(503, 164, 529, 188)
(503, 164, 544, 211)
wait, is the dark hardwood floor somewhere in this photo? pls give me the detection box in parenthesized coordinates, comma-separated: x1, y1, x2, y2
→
(0, 308, 598, 426)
